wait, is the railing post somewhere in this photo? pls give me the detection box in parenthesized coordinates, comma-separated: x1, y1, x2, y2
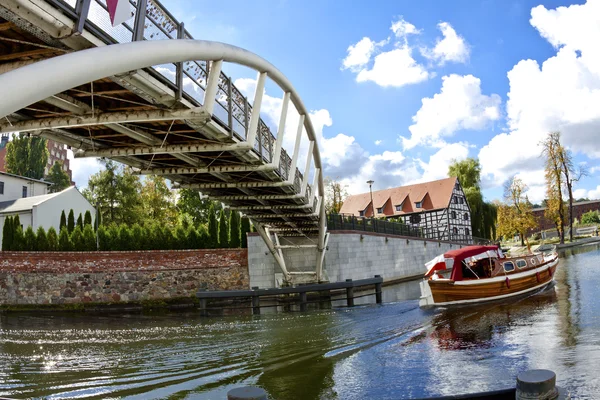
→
(244, 98, 249, 139)
(227, 77, 233, 136)
(74, 0, 91, 35)
(175, 22, 184, 101)
(132, 0, 148, 42)
(374, 275, 382, 304)
(198, 289, 207, 316)
(251, 286, 260, 315)
(346, 279, 354, 307)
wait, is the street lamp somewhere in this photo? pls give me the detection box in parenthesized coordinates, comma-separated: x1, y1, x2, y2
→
(367, 180, 374, 217)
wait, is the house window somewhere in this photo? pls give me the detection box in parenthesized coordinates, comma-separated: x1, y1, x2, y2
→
(377, 207, 384, 214)
(359, 210, 365, 217)
(465, 228, 470, 236)
(409, 214, 422, 224)
(459, 197, 463, 204)
(395, 202, 403, 211)
(451, 211, 456, 219)
(0, 181, 3, 195)
(453, 196, 458, 204)
(452, 227, 458, 235)
(415, 201, 422, 208)
(464, 213, 469, 220)
(22, 186, 27, 198)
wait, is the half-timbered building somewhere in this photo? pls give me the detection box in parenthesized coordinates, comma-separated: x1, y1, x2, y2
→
(339, 177, 472, 242)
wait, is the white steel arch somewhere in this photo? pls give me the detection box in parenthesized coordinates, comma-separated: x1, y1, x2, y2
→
(0, 39, 327, 282)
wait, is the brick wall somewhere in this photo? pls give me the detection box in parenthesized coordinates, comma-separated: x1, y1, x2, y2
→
(532, 200, 600, 231)
(0, 249, 248, 305)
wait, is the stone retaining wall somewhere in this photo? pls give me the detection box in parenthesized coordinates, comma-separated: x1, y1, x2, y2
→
(0, 249, 248, 305)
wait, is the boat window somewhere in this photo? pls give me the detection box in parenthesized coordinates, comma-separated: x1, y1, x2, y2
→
(530, 257, 537, 266)
(503, 261, 515, 272)
(516, 259, 527, 269)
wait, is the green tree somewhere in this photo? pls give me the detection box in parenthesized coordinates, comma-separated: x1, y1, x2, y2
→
(229, 211, 241, 248)
(83, 160, 143, 226)
(498, 177, 537, 245)
(240, 216, 250, 248)
(97, 225, 111, 251)
(4, 134, 48, 179)
(175, 225, 188, 249)
(82, 225, 96, 251)
(36, 227, 48, 251)
(24, 226, 37, 251)
(130, 224, 144, 250)
(58, 226, 71, 251)
(70, 226, 84, 251)
(47, 227, 58, 251)
(76, 213, 83, 230)
(59, 210, 67, 231)
(119, 225, 133, 251)
(47, 161, 70, 193)
(218, 209, 228, 248)
(67, 209, 75, 233)
(141, 175, 177, 227)
(176, 189, 221, 226)
(448, 158, 481, 190)
(581, 210, 600, 224)
(2, 216, 13, 251)
(108, 225, 120, 250)
(12, 222, 23, 251)
(84, 210, 92, 227)
(207, 203, 218, 248)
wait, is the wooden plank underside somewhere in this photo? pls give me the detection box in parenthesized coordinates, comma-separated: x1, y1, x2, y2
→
(429, 265, 557, 303)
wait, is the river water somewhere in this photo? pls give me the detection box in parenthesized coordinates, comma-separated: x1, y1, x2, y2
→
(1, 244, 600, 399)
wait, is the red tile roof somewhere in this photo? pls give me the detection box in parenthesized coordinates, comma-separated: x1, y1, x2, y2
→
(339, 176, 458, 217)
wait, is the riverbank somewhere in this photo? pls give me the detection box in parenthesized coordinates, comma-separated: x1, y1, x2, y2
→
(504, 236, 600, 255)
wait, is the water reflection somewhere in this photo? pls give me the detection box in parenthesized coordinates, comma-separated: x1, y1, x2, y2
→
(0, 245, 600, 398)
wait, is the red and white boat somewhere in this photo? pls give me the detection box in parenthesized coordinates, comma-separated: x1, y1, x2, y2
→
(419, 245, 559, 307)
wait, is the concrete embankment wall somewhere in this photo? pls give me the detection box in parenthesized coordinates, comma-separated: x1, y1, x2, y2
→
(248, 231, 465, 289)
(0, 249, 248, 305)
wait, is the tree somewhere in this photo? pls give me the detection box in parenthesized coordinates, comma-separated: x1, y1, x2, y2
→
(447, 158, 496, 239)
(47, 161, 70, 193)
(218, 208, 228, 248)
(12, 221, 23, 251)
(58, 226, 72, 251)
(36, 227, 48, 251)
(240, 216, 250, 248)
(67, 209, 75, 233)
(82, 225, 96, 251)
(118, 225, 133, 251)
(2, 216, 12, 251)
(229, 211, 241, 248)
(4, 134, 48, 179)
(60, 210, 67, 232)
(83, 160, 143, 226)
(581, 210, 600, 224)
(498, 177, 537, 246)
(84, 210, 92, 227)
(324, 177, 348, 214)
(176, 189, 221, 226)
(141, 175, 177, 227)
(541, 132, 566, 244)
(70, 226, 84, 251)
(97, 225, 111, 251)
(207, 203, 218, 248)
(24, 226, 37, 251)
(47, 227, 58, 251)
(76, 213, 83, 230)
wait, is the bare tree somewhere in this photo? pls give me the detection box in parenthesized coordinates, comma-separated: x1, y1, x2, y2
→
(324, 177, 348, 214)
(541, 132, 566, 244)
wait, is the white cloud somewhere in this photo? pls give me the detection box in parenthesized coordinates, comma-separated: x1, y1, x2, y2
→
(421, 22, 470, 65)
(417, 143, 469, 183)
(374, 140, 382, 145)
(342, 37, 377, 71)
(479, 0, 600, 186)
(67, 150, 103, 190)
(574, 185, 600, 200)
(342, 18, 429, 88)
(402, 74, 501, 149)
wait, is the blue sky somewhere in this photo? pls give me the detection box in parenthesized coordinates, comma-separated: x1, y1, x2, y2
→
(70, 0, 600, 203)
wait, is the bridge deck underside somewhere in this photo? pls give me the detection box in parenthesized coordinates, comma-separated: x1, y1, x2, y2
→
(0, 13, 318, 236)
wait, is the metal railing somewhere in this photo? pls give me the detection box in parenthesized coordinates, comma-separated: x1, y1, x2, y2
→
(51, 0, 301, 182)
(326, 214, 492, 245)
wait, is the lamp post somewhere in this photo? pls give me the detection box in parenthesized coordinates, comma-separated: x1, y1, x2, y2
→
(367, 180, 374, 217)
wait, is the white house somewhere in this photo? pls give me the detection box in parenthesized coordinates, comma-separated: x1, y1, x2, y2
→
(0, 171, 51, 200)
(0, 186, 95, 246)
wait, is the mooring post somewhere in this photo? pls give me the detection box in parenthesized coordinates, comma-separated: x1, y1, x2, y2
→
(374, 275, 383, 304)
(346, 279, 354, 307)
(516, 369, 567, 400)
(227, 386, 268, 400)
(251, 286, 260, 315)
(319, 289, 330, 309)
(198, 289, 207, 317)
(300, 291, 307, 312)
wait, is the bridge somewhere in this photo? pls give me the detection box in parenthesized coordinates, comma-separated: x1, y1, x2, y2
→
(0, 0, 328, 284)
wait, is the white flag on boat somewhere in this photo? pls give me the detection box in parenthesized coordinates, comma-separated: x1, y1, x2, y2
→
(106, 0, 132, 27)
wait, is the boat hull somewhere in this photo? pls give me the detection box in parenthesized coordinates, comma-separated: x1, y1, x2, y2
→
(419, 258, 558, 307)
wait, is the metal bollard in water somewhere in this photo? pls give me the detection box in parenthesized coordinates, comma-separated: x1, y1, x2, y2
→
(516, 369, 569, 399)
(227, 386, 267, 400)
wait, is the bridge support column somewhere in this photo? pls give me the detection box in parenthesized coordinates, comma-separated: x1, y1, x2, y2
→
(254, 223, 290, 283)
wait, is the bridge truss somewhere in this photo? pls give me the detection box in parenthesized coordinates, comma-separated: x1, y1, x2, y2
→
(0, 0, 328, 284)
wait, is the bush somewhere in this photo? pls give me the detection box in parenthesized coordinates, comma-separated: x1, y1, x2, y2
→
(187, 227, 200, 249)
(70, 226, 84, 251)
(118, 225, 132, 251)
(12, 223, 23, 251)
(24, 226, 37, 251)
(97, 225, 111, 251)
(174, 225, 187, 249)
(241, 217, 250, 248)
(198, 225, 209, 249)
(208, 203, 218, 249)
(47, 227, 58, 251)
(219, 209, 228, 248)
(2, 216, 13, 251)
(60, 210, 67, 231)
(229, 211, 241, 248)
(130, 224, 144, 250)
(58, 226, 71, 251)
(581, 210, 600, 224)
(76, 213, 83, 230)
(84, 210, 92, 227)
(36, 227, 48, 251)
(162, 226, 175, 250)
(83, 225, 96, 251)
(67, 210, 75, 233)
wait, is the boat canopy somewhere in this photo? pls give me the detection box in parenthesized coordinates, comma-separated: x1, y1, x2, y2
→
(424, 245, 502, 281)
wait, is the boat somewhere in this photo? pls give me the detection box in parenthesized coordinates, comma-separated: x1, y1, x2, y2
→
(419, 245, 559, 307)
